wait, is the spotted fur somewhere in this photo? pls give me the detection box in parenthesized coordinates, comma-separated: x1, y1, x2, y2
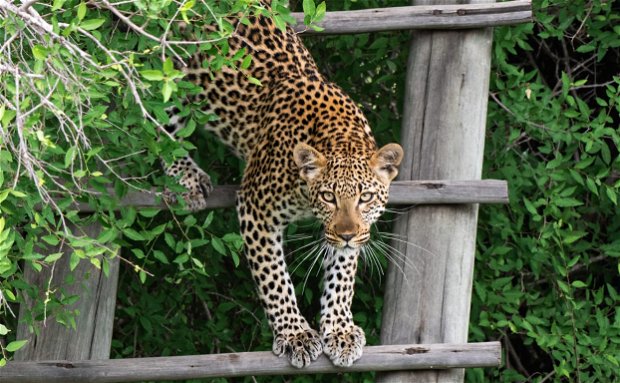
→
(166, 3, 403, 368)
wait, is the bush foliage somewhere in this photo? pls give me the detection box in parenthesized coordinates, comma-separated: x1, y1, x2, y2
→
(1, 0, 619, 382)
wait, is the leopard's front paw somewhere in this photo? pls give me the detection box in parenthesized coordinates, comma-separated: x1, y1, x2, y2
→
(273, 328, 323, 368)
(322, 325, 366, 367)
(163, 165, 213, 212)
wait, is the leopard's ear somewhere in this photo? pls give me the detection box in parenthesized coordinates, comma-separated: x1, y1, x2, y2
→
(293, 143, 326, 182)
(370, 143, 404, 184)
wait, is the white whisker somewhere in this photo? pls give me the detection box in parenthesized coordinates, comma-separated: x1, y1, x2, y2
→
(370, 240, 410, 283)
(301, 243, 329, 296)
(289, 240, 323, 274)
(377, 231, 438, 259)
(372, 240, 416, 269)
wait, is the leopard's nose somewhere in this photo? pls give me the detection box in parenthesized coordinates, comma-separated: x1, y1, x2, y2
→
(339, 233, 355, 242)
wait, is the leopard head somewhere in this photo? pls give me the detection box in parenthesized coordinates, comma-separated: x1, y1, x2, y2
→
(293, 142, 403, 250)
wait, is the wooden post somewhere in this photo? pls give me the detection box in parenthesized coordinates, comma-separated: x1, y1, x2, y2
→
(378, 1, 495, 382)
(15, 222, 119, 361)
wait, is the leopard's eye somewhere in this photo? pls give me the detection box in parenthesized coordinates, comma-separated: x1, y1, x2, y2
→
(320, 191, 336, 204)
(359, 192, 375, 204)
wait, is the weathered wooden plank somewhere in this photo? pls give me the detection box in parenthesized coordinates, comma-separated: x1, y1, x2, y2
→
(389, 180, 508, 205)
(291, 0, 531, 34)
(379, 1, 497, 382)
(72, 180, 507, 212)
(15, 222, 119, 361)
(0, 341, 501, 383)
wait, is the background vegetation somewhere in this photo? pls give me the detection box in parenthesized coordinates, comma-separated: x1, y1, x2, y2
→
(1, 0, 619, 382)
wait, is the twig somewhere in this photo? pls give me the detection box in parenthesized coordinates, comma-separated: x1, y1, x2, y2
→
(489, 92, 547, 130)
(18, 0, 37, 11)
(539, 370, 556, 383)
(526, 254, 609, 286)
(503, 334, 530, 378)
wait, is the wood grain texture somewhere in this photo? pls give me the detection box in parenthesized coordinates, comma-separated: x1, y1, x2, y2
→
(291, 0, 530, 34)
(15, 222, 120, 361)
(379, 1, 496, 382)
(1, 342, 500, 383)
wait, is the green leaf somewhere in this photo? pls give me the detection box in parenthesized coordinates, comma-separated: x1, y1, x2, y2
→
(150, 223, 166, 236)
(138, 208, 161, 218)
(77, 2, 87, 20)
(32, 45, 48, 61)
(273, 15, 287, 32)
(52, 0, 66, 11)
(523, 197, 538, 215)
(211, 236, 227, 255)
(231, 251, 240, 267)
(248, 76, 262, 86)
(606, 186, 617, 205)
(576, 44, 595, 53)
(180, 0, 195, 12)
(555, 198, 583, 207)
(557, 280, 570, 294)
(173, 253, 189, 264)
(0, 323, 9, 335)
(97, 229, 117, 243)
(162, 81, 173, 102)
(42, 235, 60, 246)
(202, 212, 214, 228)
(69, 252, 80, 271)
(131, 249, 145, 259)
(9, 190, 26, 198)
(303, 0, 316, 18)
(571, 280, 587, 288)
(44, 252, 63, 263)
(176, 119, 196, 138)
(164, 233, 175, 249)
(315, 2, 327, 22)
(123, 228, 145, 241)
(80, 18, 105, 31)
(1, 109, 15, 128)
(140, 70, 164, 81)
(191, 257, 204, 268)
(153, 250, 169, 264)
(102, 258, 110, 277)
(6, 340, 28, 352)
(89, 257, 100, 269)
(240, 54, 253, 70)
(163, 57, 174, 74)
(0, 190, 10, 204)
(586, 178, 599, 196)
(563, 232, 586, 244)
(64, 145, 77, 168)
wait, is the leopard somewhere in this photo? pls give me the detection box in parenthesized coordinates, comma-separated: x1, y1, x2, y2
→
(163, 1, 403, 368)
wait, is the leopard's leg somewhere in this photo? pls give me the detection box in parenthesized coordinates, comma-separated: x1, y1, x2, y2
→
(320, 247, 366, 367)
(161, 110, 213, 211)
(237, 192, 322, 368)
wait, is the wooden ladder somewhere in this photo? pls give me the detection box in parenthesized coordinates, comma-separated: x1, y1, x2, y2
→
(4, 1, 532, 382)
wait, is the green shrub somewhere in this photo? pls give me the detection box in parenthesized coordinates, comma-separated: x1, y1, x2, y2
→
(469, 1, 620, 382)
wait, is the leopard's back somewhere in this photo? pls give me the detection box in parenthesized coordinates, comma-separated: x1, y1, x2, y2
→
(184, 15, 321, 159)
